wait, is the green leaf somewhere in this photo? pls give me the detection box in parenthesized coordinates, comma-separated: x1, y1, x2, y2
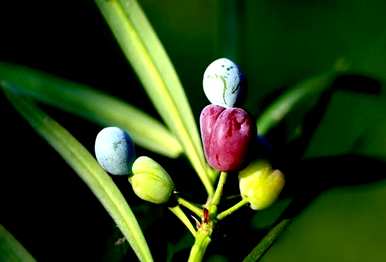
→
(0, 224, 36, 262)
(95, 0, 214, 195)
(251, 198, 292, 230)
(305, 91, 386, 159)
(256, 71, 337, 136)
(3, 89, 153, 262)
(258, 87, 386, 262)
(243, 219, 290, 262)
(260, 181, 386, 262)
(0, 62, 182, 158)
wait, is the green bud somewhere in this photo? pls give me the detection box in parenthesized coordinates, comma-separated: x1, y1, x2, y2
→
(130, 156, 174, 204)
(239, 160, 285, 210)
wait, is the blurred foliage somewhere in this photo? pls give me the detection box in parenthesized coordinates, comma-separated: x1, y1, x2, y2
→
(256, 85, 386, 261)
(261, 181, 386, 261)
(138, 0, 386, 113)
(306, 91, 386, 158)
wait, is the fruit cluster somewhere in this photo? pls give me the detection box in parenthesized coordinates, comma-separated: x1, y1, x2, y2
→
(201, 58, 284, 209)
(200, 58, 252, 172)
(93, 58, 285, 212)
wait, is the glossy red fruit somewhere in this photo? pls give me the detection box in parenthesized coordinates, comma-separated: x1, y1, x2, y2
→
(200, 104, 253, 171)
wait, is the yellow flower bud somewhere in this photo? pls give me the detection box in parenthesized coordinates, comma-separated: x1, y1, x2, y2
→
(130, 156, 174, 204)
(239, 161, 285, 210)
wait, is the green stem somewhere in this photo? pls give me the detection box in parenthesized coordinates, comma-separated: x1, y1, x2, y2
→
(168, 206, 196, 237)
(243, 219, 290, 262)
(217, 198, 248, 220)
(177, 197, 203, 217)
(211, 172, 228, 206)
(187, 171, 229, 261)
(188, 229, 211, 262)
(208, 170, 219, 187)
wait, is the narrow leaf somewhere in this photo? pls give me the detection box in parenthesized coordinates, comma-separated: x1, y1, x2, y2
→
(0, 224, 36, 262)
(4, 89, 153, 262)
(95, 0, 214, 195)
(0, 62, 182, 158)
(256, 72, 337, 136)
(243, 219, 290, 262)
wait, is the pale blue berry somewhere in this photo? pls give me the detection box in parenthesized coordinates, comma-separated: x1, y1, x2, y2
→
(95, 127, 135, 175)
(203, 58, 243, 108)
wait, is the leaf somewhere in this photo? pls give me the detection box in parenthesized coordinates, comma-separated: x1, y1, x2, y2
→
(256, 72, 337, 136)
(305, 91, 386, 159)
(95, 0, 214, 195)
(3, 89, 153, 262)
(353, 120, 386, 159)
(0, 224, 36, 262)
(0, 62, 182, 158)
(251, 198, 292, 230)
(243, 219, 290, 262)
(260, 180, 386, 262)
(258, 86, 386, 261)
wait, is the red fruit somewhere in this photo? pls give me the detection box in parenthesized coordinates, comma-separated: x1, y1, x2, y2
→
(200, 104, 253, 171)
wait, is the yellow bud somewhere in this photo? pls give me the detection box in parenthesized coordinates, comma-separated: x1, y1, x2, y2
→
(130, 156, 174, 204)
(239, 161, 285, 210)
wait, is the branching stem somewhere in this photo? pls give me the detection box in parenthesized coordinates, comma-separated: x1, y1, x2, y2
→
(177, 197, 203, 217)
(217, 198, 249, 220)
(168, 206, 196, 237)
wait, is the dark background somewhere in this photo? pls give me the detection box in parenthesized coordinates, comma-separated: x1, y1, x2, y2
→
(1, 0, 386, 261)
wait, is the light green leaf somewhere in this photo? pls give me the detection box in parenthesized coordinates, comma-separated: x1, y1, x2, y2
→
(256, 72, 336, 136)
(0, 224, 36, 262)
(95, 0, 214, 195)
(3, 89, 153, 262)
(0, 62, 182, 158)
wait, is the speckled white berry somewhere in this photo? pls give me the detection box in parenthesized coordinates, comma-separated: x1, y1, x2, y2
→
(95, 127, 135, 175)
(203, 58, 243, 108)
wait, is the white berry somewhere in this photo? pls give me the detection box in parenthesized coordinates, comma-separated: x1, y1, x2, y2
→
(95, 127, 135, 175)
(203, 58, 243, 108)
